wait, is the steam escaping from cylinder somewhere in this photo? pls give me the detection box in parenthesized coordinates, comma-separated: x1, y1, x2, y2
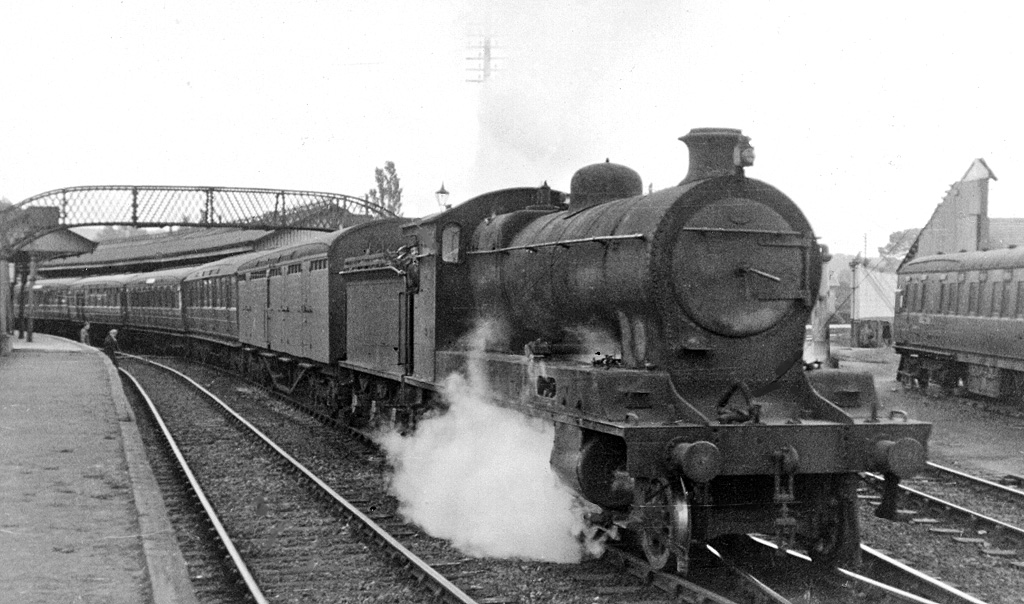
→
(375, 320, 605, 562)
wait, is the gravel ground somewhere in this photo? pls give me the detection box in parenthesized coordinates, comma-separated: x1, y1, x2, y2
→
(125, 359, 431, 603)
(836, 346, 1024, 604)
(136, 349, 1024, 603)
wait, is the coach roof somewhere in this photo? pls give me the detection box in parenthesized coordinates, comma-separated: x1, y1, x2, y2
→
(901, 246, 1024, 274)
(236, 231, 344, 273)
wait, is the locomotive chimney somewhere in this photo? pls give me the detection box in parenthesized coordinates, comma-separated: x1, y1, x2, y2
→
(679, 127, 755, 184)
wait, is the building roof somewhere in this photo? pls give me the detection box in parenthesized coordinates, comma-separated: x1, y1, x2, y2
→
(41, 228, 272, 274)
(987, 218, 1024, 250)
(13, 229, 96, 263)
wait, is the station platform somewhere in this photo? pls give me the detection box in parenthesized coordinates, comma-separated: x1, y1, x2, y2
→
(0, 333, 196, 604)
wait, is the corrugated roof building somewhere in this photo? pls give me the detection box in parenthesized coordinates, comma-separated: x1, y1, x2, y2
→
(38, 228, 317, 277)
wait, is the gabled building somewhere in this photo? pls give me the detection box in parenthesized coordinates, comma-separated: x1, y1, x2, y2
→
(905, 158, 1024, 265)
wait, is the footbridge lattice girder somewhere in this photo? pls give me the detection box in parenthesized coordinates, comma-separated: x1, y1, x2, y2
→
(1, 185, 395, 252)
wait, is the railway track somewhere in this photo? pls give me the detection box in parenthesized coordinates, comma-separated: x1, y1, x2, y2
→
(926, 462, 1024, 498)
(735, 535, 988, 604)
(122, 353, 1009, 604)
(127, 354, 824, 603)
(863, 464, 1024, 568)
(121, 356, 476, 604)
(850, 460, 1024, 604)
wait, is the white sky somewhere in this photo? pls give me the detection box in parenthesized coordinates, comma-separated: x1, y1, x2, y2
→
(2, 1, 1023, 255)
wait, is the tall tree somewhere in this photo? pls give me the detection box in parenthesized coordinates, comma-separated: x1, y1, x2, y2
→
(877, 228, 921, 260)
(366, 161, 403, 215)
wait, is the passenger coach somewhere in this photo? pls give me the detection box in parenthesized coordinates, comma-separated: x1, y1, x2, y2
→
(895, 247, 1024, 399)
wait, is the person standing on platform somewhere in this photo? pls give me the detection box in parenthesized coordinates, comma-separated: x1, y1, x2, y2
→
(103, 329, 120, 367)
(79, 322, 91, 346)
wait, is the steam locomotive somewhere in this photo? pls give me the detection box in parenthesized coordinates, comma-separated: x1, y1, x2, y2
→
(29, 128, 930, 573)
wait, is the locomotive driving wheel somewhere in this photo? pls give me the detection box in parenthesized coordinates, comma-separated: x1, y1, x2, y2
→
(636, 478, 691, 574)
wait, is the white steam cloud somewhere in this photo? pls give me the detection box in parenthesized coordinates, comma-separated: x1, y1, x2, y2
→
(376, 322, 600, 563)
(463, 0, 689, 196)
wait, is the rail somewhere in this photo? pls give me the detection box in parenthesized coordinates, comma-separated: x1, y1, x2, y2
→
(119, 367, 269, 604)
(747, 535, 988, 604)
(129, 355, 480, 604)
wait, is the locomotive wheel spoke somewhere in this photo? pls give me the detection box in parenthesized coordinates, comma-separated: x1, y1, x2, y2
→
(638, 478, 691, 573)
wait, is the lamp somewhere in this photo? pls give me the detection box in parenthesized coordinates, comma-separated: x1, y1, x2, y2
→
(435, 183, 450, 210)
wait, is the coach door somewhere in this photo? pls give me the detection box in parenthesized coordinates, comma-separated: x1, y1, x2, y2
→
(251, 271, 269, 347)
(305, 257, 330, 362)
(268, 267, 285, 351)
(300, 263, 312, 359)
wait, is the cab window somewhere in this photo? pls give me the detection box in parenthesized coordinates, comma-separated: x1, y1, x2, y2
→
(441, 224, 461, 263)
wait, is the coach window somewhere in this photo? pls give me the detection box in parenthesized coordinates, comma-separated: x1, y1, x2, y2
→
(968, 282, 979, 315)
(925, 280, 939, 312)
(441, 224, 461, 263)
(1001, 281, 1012, 317)
(991, 282, 1002, 317)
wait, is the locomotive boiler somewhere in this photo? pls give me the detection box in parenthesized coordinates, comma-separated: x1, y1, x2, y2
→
(434, 128, 931, 572)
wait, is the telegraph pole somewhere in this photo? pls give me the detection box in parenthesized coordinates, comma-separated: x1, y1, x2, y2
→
(466, 4, 500, 83)
(0, 256, 10, 355)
